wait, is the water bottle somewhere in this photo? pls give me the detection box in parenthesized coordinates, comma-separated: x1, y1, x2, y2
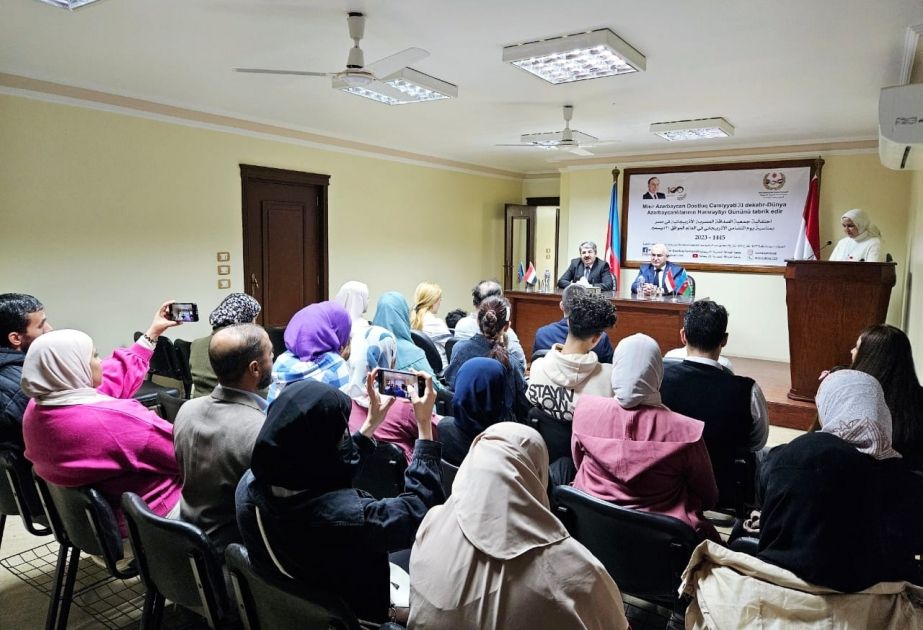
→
(543, 269, 551, 293)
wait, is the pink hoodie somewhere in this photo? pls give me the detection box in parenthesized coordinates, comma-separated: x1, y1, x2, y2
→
(571, 395, 720, 542)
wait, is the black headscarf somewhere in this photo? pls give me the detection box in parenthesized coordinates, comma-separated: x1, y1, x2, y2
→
(250, 380, 359, 495)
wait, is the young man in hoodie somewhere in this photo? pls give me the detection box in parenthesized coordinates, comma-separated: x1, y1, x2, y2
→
(532, 283, 614, 363)
(526, 294, 616, 423)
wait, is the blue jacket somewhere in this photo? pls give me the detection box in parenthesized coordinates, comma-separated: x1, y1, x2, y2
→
(630, 261, 686, 295)
(532, 319, 614, 364)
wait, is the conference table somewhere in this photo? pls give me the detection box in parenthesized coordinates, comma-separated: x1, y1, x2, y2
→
(505, 290, 692, 361)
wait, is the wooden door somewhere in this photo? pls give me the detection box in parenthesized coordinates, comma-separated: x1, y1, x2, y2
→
(504, 204, 536, 290)
(241, 165, 329, 328)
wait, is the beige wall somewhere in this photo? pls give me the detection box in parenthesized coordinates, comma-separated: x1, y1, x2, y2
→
(908, 170, 923, 375)
(560, 154, 914, 362)
(0, 94, 521, 353)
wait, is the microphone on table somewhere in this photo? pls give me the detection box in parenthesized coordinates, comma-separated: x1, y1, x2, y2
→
(819, 240, 833, 253)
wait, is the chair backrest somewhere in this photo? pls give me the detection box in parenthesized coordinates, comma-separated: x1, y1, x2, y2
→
(410, 330, 442, 374)
(440, 459, 459, 498)
(531, 348, 550, 363)
(224, 543, 360, 630)
(172, 338, 194, 397)
(134, 332, 184, 381)
(35, 476, 134, 578)
(121, 492, 228, 625)
(715, 452, 757, 518)
(156, 391, 187, 423)
(0, 449, 50, 536)
(352, 442, 407, 500)
(444, 337, 458, 363)
(552, 485, 700, 609)
(528, 407, 573, 464)
(265, 327, 287, 359)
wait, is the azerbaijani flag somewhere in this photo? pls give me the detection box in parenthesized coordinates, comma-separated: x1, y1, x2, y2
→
(665, 267, 693, 297)
(603, 181, 621, 290)
(517, 261, 525, 283)
(523, 262, 537, 285)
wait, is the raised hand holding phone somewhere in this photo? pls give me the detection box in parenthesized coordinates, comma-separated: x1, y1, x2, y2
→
(409, 371, 436, 441)
(361, 369, 397, 438)
(144, 300, 182, 343)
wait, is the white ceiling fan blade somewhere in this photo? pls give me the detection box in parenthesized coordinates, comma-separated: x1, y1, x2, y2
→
(366, 47, 429, 78)
(235, 68, 332, 77)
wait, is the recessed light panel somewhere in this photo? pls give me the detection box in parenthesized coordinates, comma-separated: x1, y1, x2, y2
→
(650, 117, 735, 141)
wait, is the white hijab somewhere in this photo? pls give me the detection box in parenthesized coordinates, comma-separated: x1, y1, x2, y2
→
(333, 281, 370, 337)
(611, 333, 663, 408)
(817, 369, 901, 460)
(21, 329, 110, 406)
(345, 325, 397, 406)
(842, 208, 881, 239)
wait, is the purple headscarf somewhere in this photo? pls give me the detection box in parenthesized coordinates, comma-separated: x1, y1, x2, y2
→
(284, 301, 352, 362)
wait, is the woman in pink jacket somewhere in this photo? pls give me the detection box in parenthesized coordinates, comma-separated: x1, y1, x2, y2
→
(21, 302, 184, 533)
(571, 333, 720, 542)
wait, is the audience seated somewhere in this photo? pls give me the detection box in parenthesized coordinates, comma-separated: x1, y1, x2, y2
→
(527, 293, 616, 422)
(850, 324, 923, 471)
(531, 284, 614, 364)
(173, 324, 271, 550)
(346, 326, 439, 463)
(236, 376, 444, 624)
(372, 292, 444, 391)
(444, 308, 467, 331)
(681, 540, 923, 628)
(453, 280, 525, 369)
(660, 299, 768, 504)
(437, 358, 510, 466)
(267, 301, 351, 403)
(189, 292, 262, 398)
(444, 296, 529, 419)
(0, 293, 52, 452)
(571, 334, 720, 542)
(409, 422, 628, 630)
(756, 369, 923, 592)
(410, 282, 452, 366)
(663, 346, 734, 372)
(21, 302, 183, 533)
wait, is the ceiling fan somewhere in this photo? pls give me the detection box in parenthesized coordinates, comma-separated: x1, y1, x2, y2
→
(497, 105, 613, 156)
(234, 12, 429, 102)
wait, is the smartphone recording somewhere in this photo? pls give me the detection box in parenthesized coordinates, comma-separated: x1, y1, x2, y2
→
(168, 302, 199, 323)
(375, 368, 424, 400)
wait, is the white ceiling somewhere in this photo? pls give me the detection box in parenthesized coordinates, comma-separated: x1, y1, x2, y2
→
(3, 0, 922, 174)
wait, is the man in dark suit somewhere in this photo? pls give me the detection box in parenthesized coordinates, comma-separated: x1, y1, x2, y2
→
(556, 241, 614, 291)
(642, 176, 666, 199)
(630, 243, 686, 295)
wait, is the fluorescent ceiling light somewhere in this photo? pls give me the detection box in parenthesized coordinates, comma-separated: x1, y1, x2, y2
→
(35, 0, 102, 8)
(650, 117, 735, 141)
(334, 68, 457, 105)
(503, 28, 645, 84)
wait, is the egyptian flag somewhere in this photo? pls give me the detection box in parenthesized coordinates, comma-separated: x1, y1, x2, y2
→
(793, 173, 820, 260)
(524, 262, 537, 285)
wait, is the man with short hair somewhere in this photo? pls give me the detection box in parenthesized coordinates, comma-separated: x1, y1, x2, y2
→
(660, 299, 768, 505)
(173, 323, 272, 548)
(453, 279, 525, 369)
(556, 241, 614, 291)
(532, 284, 614, 363)
(527, 294, 617, 423)
(643, 176, 666, 200)
(630, 243, 686, 296)
(0, 293, 52, 451)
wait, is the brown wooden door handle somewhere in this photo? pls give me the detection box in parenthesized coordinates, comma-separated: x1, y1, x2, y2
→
(250, 273, 260, 293)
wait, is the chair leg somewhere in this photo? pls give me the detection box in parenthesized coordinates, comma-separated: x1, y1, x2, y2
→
(44, 543, 69, 630)
(0, 513, 6, 548)
(53, 545, 81, 630)
(140, 591, 165, 630)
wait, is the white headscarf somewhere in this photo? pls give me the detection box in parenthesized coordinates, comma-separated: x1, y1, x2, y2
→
(345, 325, 397, 406)
(817, 369, 901, 460)
(611, 333, 663, 408)
(333, 281, 370, 338)
(20, 329, 110, 406)
(842, 208, 881, 239)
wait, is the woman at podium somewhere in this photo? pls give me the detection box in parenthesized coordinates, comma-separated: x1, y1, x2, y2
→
(829, 208, 882, 262)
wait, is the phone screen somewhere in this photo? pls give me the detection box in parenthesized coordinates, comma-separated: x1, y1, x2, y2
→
(375, 368, 424, 399)
(169, 302, 199, 322)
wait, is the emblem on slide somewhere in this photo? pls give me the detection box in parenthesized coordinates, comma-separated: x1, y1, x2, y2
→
(763, 171, 786, 191)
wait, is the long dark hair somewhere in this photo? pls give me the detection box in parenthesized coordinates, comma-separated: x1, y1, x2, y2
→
(851, 324, 923, 462)
(477, 296, 511, 369)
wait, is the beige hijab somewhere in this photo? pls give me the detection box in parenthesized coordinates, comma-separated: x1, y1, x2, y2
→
(817, 369, 901, 460)
(611, 333, 663, 408)
(21, 329, 110, 406)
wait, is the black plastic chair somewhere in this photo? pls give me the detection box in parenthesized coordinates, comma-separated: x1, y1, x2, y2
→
(714, 452, 757, 519)
(729, 535, 760, 557)
(34, 475, 139, 630)
(444, 337, 458, 364)
(552, 485, 699, 616)
(530, 348, 550, 363)
(410, 330, 442, 375)
(132, 332, 182, 407)
(172, 338, 194, 398)
(225, 543, 361, 630)
(156, 391, 187, 423)
(0, 448, 51, 549)
(121, 492, 229, 629)
(265, 326, 287, 359)
(527, 407, 573, 465)
(353, 442, 407, 500)
(439, 459, 459, 498)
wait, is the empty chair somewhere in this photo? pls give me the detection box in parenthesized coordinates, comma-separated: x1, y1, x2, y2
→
(121, 492, 229, 630)
(552, 485, 700, 618)
(225, 543, 361, 630)
(410, 330, 443, 375)
(352, 441, 407, 500)
(0, 448, 50, 548)
(156, 391, 187, 423)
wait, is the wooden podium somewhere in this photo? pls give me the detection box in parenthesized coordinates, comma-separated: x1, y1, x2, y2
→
(785, 260, 896, 401)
